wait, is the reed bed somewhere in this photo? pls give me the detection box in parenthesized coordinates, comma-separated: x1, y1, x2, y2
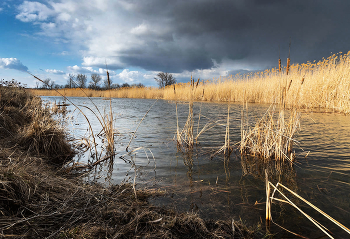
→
(164, 51, 350, 113)
(32, 51, 350, 114)
(31, 86, 163, 99)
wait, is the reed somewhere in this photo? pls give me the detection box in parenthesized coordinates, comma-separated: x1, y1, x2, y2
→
(175, 76, 199, 150)
(32, 51, 350, 114)
(267, 180, 350, 238)
(104, 70, 115, 154)
(240, 104, 300, 165)
(211, 103, 232, 159)
(278, 58, 282, 73)
(286, 57, 291, 75)
(29, 72, 119, 169)
(31, 86, 163, 99)
(174, 77, 219, 153)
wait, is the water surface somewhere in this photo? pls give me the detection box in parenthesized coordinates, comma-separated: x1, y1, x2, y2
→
(43, 96, 350, 238)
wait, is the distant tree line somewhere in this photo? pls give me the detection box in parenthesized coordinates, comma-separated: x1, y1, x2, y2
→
(35, 71, 176, 89)
(36, 73, 145, 90)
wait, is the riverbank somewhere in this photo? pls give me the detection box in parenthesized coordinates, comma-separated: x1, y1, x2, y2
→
(0, 85, 263, 238)
(31, 51, 350, 114)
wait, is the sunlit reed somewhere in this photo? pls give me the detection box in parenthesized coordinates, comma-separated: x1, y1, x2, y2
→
(32, 51, 350, 114)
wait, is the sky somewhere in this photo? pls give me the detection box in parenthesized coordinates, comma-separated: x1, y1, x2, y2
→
(1, 0, 350, 88)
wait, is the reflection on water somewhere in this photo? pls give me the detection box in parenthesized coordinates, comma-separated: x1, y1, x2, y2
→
(43, 96, 350, 238)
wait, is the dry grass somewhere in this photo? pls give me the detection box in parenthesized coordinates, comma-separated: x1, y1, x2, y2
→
(240, 105, 300, 165)
(0, 85, 74, 165)
(31, 86, 163, 99)
(168, 51, 350, 113)
(175, 77, 199, 150)
(32, 51, 350, 114)
(174, 77, 219, 153)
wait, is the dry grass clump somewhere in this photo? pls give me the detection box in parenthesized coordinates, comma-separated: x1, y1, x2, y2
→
(175, 77, 200, 150)
(0, 85, 33, 136)
(240, 105, 300, 167)
(0, 85, 74, 165)
(18, 98, 74, 164)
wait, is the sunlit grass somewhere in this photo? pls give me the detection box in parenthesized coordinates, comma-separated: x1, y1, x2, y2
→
(31, 51, 350, 113)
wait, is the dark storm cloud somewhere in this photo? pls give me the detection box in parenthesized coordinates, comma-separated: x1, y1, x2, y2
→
(121, 0, 350, 72)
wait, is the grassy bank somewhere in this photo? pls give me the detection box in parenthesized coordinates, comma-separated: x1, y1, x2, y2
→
(31, 51, 350, 113)
(1, 85, 263, 238)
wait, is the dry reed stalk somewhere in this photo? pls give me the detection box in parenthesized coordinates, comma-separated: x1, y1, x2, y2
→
(286, 58, 291, 75)
(104, 69, 115, 155)
(224, 104, 231, 156)
(211, 104, 232, 159)
(265, 170, 271, 228)
(278, 183, 350, 234)
(175, 76, 197, 150)
(287, 80, 292, 91)
(240, 104, 300, 165)
(278, 58, 282, 73)
(268, 181, 350, 238)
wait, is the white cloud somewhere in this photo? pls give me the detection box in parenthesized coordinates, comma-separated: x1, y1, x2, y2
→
(45, 69, 65, 74)
(82, 56, 124, 69)
(67, 65, 94, 74)
(15, 0, 171, 67)
(130, 22, 149, 35)
(0, 58, 28, 72)
(0, 8, 3, 12)
(56, 12, 71, 22)
(118, 69, 144, 83)
(66, 64, 115, 76)
(16, 1, 54, 22)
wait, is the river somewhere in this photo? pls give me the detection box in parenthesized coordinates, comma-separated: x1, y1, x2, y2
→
(43, 96, 350, 238)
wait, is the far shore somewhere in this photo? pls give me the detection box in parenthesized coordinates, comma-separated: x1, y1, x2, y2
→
(31, 51, 350, 114)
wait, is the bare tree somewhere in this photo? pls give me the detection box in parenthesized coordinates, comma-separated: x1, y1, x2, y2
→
(66, 74, 75, 88)
(154, 72, 176, 88)
(48, 79, 55, 89)
(76, 74, 87, 88)
(89, 74, 102, 89)
(42, 78, 52, 89)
